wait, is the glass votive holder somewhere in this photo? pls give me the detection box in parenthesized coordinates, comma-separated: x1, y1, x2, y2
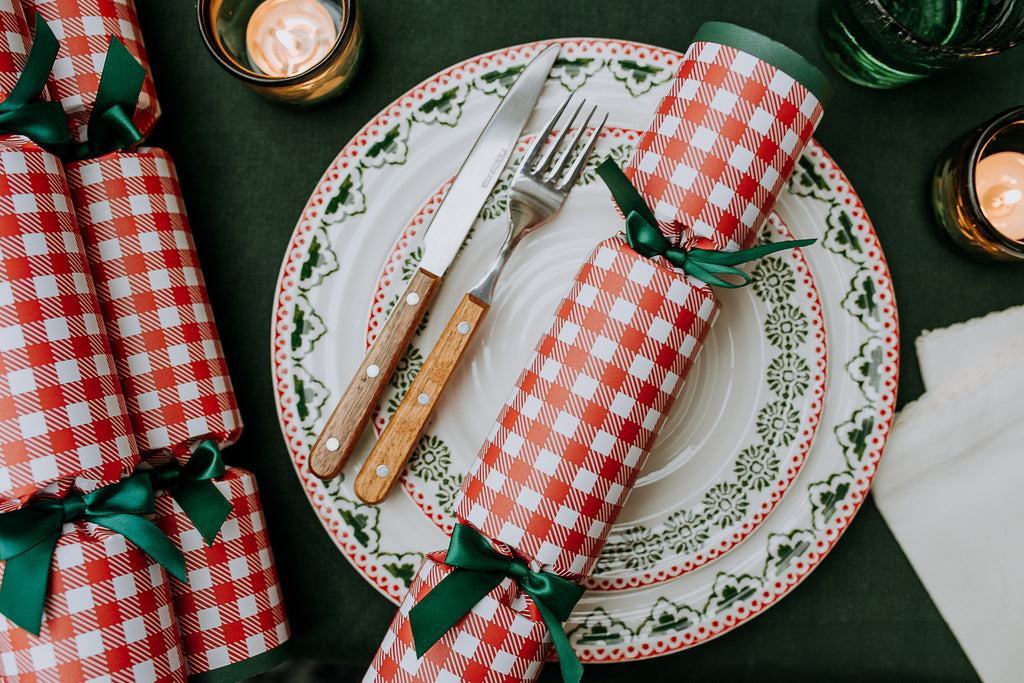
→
(819, 0, 1024, 89)
(197, 0, 364, 105)
(932, 106, 1024, 261)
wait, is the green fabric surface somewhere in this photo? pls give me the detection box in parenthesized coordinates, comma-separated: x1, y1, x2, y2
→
(134, 1, 1024, 680)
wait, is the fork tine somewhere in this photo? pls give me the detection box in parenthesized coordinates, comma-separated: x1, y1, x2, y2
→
(531, 99, 584, 175)
(545, 104, 597, 183)
(521, 95, 572, 172)
(558, 111, 607, 190)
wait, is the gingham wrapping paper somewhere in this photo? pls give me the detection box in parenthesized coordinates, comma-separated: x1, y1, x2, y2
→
(365, 551, 552, 683)
(152, 467, 290, 679)
(21, 0, 159, 145)
(455, 236, 720, 581)
(624, 38, 824, 252)
(64, 149, 243, 464)
(0, 521, 186, 683)
(0, 136, 137, 504)
(0, 0, 34, 100)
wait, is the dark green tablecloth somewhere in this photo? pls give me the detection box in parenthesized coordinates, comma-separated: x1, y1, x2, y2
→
(134, 2, 1024, 680)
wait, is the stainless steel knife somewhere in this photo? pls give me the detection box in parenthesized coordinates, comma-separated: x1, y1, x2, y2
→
(308, 43, 560, 480)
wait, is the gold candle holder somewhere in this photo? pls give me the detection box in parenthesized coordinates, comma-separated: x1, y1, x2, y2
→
(932, 105, 1024, 261)
(197, 0, 364, 106)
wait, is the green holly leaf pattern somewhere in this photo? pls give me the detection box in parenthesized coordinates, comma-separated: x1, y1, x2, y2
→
(609, 58, 673, 97)
(835, 406, 877, 469)
(551, 56, 604, 92)
(765, 529, 815, 577)
(843, 268, 882, 332)
(297, 225, 339, 292)
(706, 573, 762, 615)
(290, 364, 329, 433)
(412, 83, 470, 127)
(322, 167, 366, 224)
(361, 119, 410, 168)
(476, 65, 525, 96)
(847, 337, 885, 403)
(289, 294, 327, 359)
(637, 598, 700, 639)
(809, 472, 854, 529)
(567, 607, 633, 646)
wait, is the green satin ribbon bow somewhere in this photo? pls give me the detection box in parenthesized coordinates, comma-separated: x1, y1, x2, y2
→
(58, 35, 146, 160)
(147, 440, 233, 546)
(0, 15, 71, 147)
(0, 474, 187, 636)
(596, 159, 815, 288)
(409, 524, 586, 683)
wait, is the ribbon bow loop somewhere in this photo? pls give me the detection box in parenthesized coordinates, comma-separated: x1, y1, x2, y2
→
(598, 159, 814, 288)
(0, 15, 71, 147)
(409, 524, 586, 683)
(0, 475, 186, 636)
(147, 440, 233, 546)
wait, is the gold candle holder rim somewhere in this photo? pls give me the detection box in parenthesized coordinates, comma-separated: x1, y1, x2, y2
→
(964, 105, 1024, 249)
(196, 0, 358, 88)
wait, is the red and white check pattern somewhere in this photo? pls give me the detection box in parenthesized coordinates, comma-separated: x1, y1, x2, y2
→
(0, 137, 137, 504)
(152, 468, 290, 678)
(0, 521, 186, 683)
(624, 40, 824, 252)
(365, 552, 552, 683)
(455, 236, 719, 581)
(22, 0, 159, 144)
(0, 0, 34, 99)
(65, 149, 242, 463)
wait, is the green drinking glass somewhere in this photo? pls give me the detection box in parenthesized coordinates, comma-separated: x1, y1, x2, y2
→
(818, 0, 1024, 88)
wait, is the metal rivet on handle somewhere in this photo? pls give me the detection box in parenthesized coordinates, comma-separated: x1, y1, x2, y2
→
(406, 292, 421, 306)
(366, 364, 380, 378)
(376, 464, 390, 478)
(417, 393, 430, 405)
(325, 437, 340, 451)
(457, 321, 471, 334)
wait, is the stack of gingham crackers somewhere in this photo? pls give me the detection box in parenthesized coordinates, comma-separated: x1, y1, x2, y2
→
(0, 1, 289, 680)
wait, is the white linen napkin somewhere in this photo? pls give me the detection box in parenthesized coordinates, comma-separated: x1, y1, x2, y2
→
(872, 305, 1024, 683)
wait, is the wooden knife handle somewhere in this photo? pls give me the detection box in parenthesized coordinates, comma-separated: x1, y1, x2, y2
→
(354, 293, 489, 503)
(308, 268, 442, 480)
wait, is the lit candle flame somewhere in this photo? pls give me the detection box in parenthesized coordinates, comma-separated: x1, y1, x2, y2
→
(246, 0, 339, 77)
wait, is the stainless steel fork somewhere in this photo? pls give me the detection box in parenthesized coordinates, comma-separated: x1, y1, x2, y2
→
(353, 96, 607, 504)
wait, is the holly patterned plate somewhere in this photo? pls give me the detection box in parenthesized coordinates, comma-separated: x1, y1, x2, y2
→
(271, 39, 898, 661)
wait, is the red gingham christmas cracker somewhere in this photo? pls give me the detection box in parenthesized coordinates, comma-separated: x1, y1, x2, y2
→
(153, 467, 290, 679)
(21, 0, 159, 145)
(0, 136, 137, 504)
(368, 27, 829, 682)
(0, 0, 35, 100)
(365, 552, 551, 683)
(0, 521, 186, 683)
(64, 149, 243, 464)
(624, 29, 825, 252)
(456, 236, 719, 580)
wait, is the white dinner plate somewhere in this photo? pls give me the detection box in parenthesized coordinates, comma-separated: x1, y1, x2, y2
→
(271, 39, 898, 661)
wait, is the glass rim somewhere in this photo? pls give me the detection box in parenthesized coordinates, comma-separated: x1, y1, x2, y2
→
(196, 0, 357, 87)
(966, 105, 1024, 250)
(866, 0, 1024, 58)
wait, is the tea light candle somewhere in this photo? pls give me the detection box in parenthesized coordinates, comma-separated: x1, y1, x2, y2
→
(245, 0, 338, 77)
(975, 151, 1024, 240)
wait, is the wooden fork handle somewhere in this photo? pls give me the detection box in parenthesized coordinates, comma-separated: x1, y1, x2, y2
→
(354, 292, 489, 503)
(308, 268, 442, 480)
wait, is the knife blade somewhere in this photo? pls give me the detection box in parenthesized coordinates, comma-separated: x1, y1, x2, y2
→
(308, 43, 560, 480)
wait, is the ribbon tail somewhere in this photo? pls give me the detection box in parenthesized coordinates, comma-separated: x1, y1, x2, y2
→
(99, 513, 187, 583)
(530, 597, 584, 683)
(1, 15, 58, 111)
(0, 527, 60, 635)
(173, 480, 233, 546)
(408, 567, 505, 658)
